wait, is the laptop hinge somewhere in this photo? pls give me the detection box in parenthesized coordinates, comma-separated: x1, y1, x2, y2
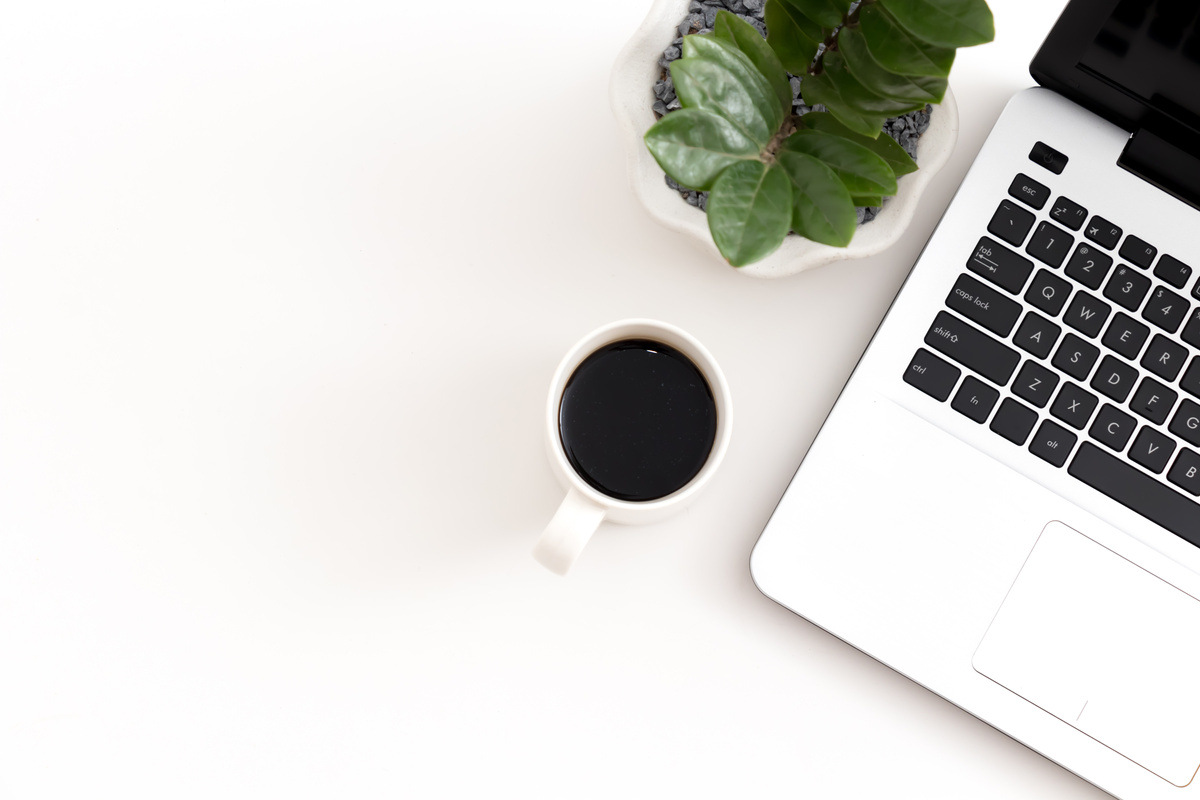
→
(1118, 126, 1200, 213)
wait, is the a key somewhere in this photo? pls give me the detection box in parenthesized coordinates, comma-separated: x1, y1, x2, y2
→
(1129, 426, 1177, 474)
(1064, 243, 1113, 290)
(1101, 313, 1150, 361)
(1141, 285, 1189, 333)
(1090, 403, 1137, 451)
(1103, 265, 1152, 311)
(1062, 290, 1111, 338)
(946, 274, 1022, 337)
(1049, 196, 1087, 231)
(967, 237, 1034, 294)
(1026, 221, 1073, 267)
(1142, 334, 1188, 382)
(988, 200, 1035, 247)
(1050, 382, 1099, 430)
(903, 349, 961, 401)
(1025, 269, 1071, 316)
(924, 312, 1020, 386)
(1091, 355, 1139, 403)
(1085, 215, 1122, 249)
(1013, 311, 1061, 359)
(1119, 235, 1157, 269)
(1052, 333, 1101, 381)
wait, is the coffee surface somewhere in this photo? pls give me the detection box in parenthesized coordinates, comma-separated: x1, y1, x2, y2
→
(558, 339, 717, 502)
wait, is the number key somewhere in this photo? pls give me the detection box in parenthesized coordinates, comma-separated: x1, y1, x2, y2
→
(1103, 265, 1152, 311)
(1141, 285, 1189, 333)
(1026, 221, 1073, 267)
(1064, 243, 1113, 289)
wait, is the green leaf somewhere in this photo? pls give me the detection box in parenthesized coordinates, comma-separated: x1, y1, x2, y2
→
(852, 195, 883, 207)
(858, 4, 955, 77)
(779, 0, 851, 29)
(706, 160, 793, 267)
(682, 34, 784, 136)
(802, 51, 922, 137)
(712, 10, 792, 118)
(765, 0, 821, 75)
(780, 129, 897, 197)
(644, 109, 760, 190)
(776, 150, 858, 247)
(839, 25, 947, 105)
(880, 0, 995, 49)
(670, 57, 773, 147)
(800, 111, 918, 176)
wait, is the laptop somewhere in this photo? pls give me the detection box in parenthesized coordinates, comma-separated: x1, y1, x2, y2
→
(751, 1, 1200, 796)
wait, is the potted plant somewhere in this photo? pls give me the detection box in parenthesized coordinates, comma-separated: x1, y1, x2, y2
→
(611, 0, 994, 276)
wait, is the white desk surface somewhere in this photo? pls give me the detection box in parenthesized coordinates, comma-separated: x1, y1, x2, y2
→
(0, 1, 1114, 797)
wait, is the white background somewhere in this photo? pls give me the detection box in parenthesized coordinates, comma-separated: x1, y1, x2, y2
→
(0, 0, 1115, 797)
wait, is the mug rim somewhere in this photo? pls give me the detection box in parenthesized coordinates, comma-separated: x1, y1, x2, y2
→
(545, 318, 733, 515)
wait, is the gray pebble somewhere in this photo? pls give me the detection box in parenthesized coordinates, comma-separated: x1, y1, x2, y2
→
(855, 207, 867, 225)
(743, 0, 764, 11)
(652, 99, 668, 116)
(704, 6, 718, 27)
(666, 97, 682, 111)
(689, 0, 704, 11)
(862, 206, 880, 223)
(789, 76, 802, 99)
(686, 192, 700, 206)
(663, 45, 681, 62)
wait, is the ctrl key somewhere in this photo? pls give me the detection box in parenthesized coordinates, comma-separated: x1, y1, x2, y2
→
(903, 348, 961, 401)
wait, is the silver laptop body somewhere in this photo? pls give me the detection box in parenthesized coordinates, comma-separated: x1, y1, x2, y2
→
(751, 4, 1200, 795)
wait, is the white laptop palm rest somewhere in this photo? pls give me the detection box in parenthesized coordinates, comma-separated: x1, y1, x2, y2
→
(751, 2, 1200, 795)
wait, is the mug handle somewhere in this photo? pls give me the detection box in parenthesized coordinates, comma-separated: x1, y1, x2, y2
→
(532, 487, 606, 576)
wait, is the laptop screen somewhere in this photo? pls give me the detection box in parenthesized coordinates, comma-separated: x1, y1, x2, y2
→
(1032, 0, 1200, 139)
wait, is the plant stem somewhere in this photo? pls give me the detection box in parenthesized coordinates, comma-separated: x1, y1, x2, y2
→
(808, 0, 872, 76)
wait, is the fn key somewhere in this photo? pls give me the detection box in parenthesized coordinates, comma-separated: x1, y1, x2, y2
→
(904, 349, 961, 401)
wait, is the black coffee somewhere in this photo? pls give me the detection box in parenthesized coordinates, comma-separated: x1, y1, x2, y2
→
(558, 339, 717, 502)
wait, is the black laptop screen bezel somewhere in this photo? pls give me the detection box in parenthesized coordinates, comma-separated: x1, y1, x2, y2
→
(1030, 0, 1191, 136)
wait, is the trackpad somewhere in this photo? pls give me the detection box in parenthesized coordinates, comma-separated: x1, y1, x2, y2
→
(973, 521, 1200, 787)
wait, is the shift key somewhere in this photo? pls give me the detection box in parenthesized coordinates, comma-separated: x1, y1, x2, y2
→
(925, 311, 1021, 386)
(946, 274, 1022, 336)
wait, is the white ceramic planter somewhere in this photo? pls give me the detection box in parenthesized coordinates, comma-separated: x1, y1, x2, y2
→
(610, 0, 960, 278)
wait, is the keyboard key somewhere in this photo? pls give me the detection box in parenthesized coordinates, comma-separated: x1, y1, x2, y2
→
(1182, 309, 1200, 349)
(1168, 398, 1200, 447)
(988, 200, 1035, 247)
(951, 376, 1000, 423)
(1103, 265, 1152, 311)
(1050, 382, 1099, 430)
(1101, 313, 1150, 360)
(1029, 141, 1068, 174)
(924, 312, 1021, 386)
(946, 274, 1021, 337)
(1181, 357, 1200, 399)
(1024, 269, 1071, 316)
(1141, 286, 1189, 333)
(1013, 311, 1061, 359)
(991, 397, 1038, 445)
(1118, 235, 1157, 268)
(1129, 377, 1178, 425)
(1142, 334, 1188, 382)
(1129, 426, 1177, 474)
(1064, 243, 1113, 289)
(966, 237, 1034, 295)
(1030, 419, 1077, 467)
(1085, 216, 1122, 249)
(1025, 221, 1073, 267)
(1090, 403, 1137, 451)
(1069, 442, 1200, 547)
(1008, 173, 1050, 210)
(903, 348, 960, 401)
(1053, 333, 1101, 381)
(1012, 360, 1060, 408)
(1155, 254, 1193, 289)
(1168, 449, 1200, 496)
(1090, 355, 1139, 402)
(1062, 290, 1111, 338)
(1049, 197, 1087, 231)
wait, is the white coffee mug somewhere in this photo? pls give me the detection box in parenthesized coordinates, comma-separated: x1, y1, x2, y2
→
(533, 319, 733, 575)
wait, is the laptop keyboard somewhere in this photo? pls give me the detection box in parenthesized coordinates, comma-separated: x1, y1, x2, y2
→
(903, 146, 1200, 549)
